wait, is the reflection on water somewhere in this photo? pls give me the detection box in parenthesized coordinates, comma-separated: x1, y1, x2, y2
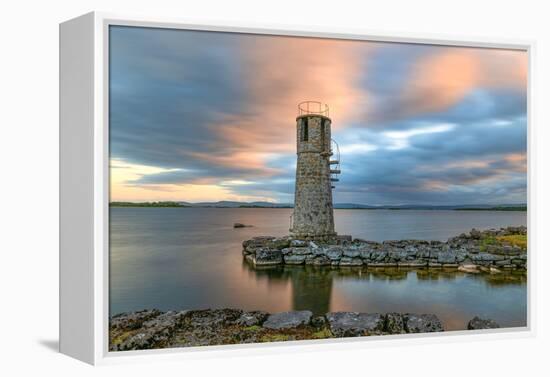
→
(110, 208, 527, 330)
(241, 262, 527, 330)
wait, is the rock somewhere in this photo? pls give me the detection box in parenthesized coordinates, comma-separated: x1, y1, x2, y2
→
(470, 229, 482, 239)
(489, 266, 501, 274)
(494, 245, 522, 256)
(511, 258, 526, 266)
(284, 254, 307, 265)
(405, 245, 418, 256)
(358, 248, 372, 259)
(311, 315, 327, 329)
(110, 308, 469, 350)
(326, 247, 343, 260)
(335, 235, 353, 244)
(326, 312, 385, 337)
(437, 252, 456, 264)
(455, 252, 468, 263)
(244, 254, 255, 264)
(390, 249, 409, 261)
(368, 262, 389, 267)
(115, 310, 189, 350)
(312, 247, 327, 256)
(469, 253, 505, 262)
(290, 247, 312, 255)
(339, 257, 363, 267)
(467, 316, 500, 330)
(243, 236, 290, 251)
(281, 247, 293, 255)
(173, 309, 248, 347)
(291, 239, 308, 247)
(343, 248, 361, 258)
(269, 237, 292, 249)
(406, 259, 428, 267)
(478, 265, 490, 273)
(110, 309, 163, 330)
(114, 309, 246, 350)
(403, 314, 444, 333)
(233, 223, 251, 228)
(384, 313, 405, 334)
(251, 236, 275, 241)
(142, 310, 185, 329)
(306, 255, 331, 266)
(417, 248, 431, 258)
(458, 264, 479, 273)
(236, 311, 269, 326)
(263, 311, 313, 330)
(117, 327, 166, 350)
(254, 248, 283, 266)
(370, 250, 387, 262)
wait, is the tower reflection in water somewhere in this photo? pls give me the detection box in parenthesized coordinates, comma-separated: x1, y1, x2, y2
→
(241, 261, 526, 318)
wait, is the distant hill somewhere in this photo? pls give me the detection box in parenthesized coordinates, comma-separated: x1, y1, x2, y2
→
(110, 201, 186, 208)
(178, 201, 292, 208)
(111, 201, 526, 210)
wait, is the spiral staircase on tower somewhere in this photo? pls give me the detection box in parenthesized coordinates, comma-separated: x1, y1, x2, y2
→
(330, 139, 341, 189)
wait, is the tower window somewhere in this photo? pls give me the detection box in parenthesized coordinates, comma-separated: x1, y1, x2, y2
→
(301, 118, 309, 141)
(320, 118, 326, 149)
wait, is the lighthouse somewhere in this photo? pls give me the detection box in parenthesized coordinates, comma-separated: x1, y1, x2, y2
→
(290, 101, 340, 240)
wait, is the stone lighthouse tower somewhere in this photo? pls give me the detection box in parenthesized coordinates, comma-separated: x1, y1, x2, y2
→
(291, 101, 340, 240)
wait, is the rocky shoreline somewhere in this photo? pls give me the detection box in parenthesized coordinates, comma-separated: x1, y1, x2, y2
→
(242, 226, 527, 272)
(110, 308, 501, 351)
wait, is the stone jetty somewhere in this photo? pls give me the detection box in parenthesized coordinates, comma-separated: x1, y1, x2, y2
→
(110, 308, 502, 351)
(242, 226, 527, 272)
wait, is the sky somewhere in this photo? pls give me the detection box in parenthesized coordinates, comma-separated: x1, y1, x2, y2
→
(109, 26, 527, 205)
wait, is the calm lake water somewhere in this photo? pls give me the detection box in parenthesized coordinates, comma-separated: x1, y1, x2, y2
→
(109, 208, 527, 330)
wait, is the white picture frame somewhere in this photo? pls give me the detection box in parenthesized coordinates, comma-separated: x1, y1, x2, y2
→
(59, 11, 535, 365)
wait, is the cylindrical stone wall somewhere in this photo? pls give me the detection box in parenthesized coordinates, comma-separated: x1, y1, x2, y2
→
(291, 115, 336, 239)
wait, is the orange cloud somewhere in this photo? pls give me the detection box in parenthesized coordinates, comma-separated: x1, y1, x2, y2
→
(402, 50, 481, 114)
(197, 35, 370, 175)
(401, 47, 527, 116)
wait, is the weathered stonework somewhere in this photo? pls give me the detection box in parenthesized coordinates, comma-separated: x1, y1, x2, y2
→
(242, 226, 527, 272)
(291, 114, 336, 239)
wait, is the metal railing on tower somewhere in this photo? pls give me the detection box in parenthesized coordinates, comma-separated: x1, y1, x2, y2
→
(297, 101, 330, 117)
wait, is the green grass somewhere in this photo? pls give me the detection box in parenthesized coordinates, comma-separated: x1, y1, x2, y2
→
(311, 329, 333, 339)
(242, 325, 262, 332)
(479, 236, 497, 252)
(496, 234, 527, 250)
(260, 334, 291, 342)
(110, 330, 134, 346)
(479, 234, 527, 252)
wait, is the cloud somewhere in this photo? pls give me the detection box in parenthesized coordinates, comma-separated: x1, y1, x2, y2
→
(365, 46, 527, 125)
(332, 116, 526, 205)
(382, 123, 456, 150)
(108, 26, 527, 205)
